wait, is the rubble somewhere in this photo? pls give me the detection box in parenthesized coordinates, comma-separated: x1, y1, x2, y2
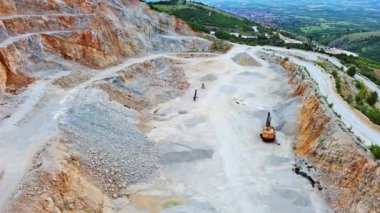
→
(59, 89, 159, 196)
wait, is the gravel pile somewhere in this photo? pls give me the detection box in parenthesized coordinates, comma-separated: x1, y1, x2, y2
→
(59, 90, 158, 197)
(232, 52, 261, 67)
(97, 57, 189, 109)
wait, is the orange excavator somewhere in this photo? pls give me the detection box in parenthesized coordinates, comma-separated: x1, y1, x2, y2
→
(260, 112, 276, 142)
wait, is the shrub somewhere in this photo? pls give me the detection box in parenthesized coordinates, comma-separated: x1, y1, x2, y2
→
(346, 94, 354, 104)
(335, 78, 342, 94)
(316, 61, 327, 70)
(214, 31, 234, 40)
(367, 91, 378, 106)
(355, 104, 380, 125)
(332, 70, 342, 94)
(355, 94, 364, 105)
(347, 66, 357, 77)
(366, 107, 380, 125)
(355, 86, 368, 105)
(369, 144, 380, 160)
(355, 80, 365, 90)
(187, 21, 207, 32)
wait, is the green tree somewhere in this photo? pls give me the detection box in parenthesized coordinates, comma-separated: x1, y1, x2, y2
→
(346, 94, 354, 103)
(335, 78, 342, 94)
(369, 145, 380, 160)
(367, 91, 378, 106)
(347, 66, 357, 77)
(355, 80, 365, 90)
(214, 31, 233, 40)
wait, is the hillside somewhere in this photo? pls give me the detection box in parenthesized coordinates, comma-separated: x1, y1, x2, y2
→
(193, 0, 380, 46)
(329, 31, 380, 63)
(148, 1, 312, 49)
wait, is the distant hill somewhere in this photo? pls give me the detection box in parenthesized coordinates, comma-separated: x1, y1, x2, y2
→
(148, 1, 312, 50)
(164, 0, 186, 4)
(329, 31, 380, 63)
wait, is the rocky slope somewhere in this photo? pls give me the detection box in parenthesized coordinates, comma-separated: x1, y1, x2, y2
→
(0, 0, 201, 95)
(282, 60, 380, 212)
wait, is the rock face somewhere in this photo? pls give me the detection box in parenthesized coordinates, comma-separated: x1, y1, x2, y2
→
(6, 142, 112, 212)
(0, 46, 35, 94)
(297, 95, 330, 155)
(284, 60, 380, 212)
(97, 57, 190, 110)
(0, 0, 205, 95)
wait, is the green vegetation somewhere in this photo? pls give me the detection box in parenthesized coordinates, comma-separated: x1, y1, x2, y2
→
(322, 60, 380, 125)
(367, 91, 379, 106)
(352, 81, 380, 125)
(369, 145, 380, 160)
(332, 70, 342, 94)
(346, 94, 354, 104)
(149, 1, 264, 35)
(147, 1, 313, 50)
(334, 54, 380, 86)
(329, 32, 380, 63)
(347, 66, 357, 77)
(330, 32, 380, 46)
(282, 15, 379, 48)
(316, 61, 327, 70)
(270, 3, 380, 63)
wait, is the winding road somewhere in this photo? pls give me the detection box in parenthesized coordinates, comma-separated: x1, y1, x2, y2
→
(263, 47, 380, 146)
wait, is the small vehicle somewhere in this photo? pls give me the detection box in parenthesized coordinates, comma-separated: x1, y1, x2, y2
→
(260, 112, 276, 142)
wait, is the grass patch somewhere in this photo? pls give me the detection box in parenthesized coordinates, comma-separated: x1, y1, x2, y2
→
(316, 60, 328, 70)
(369, 144, 380, 160)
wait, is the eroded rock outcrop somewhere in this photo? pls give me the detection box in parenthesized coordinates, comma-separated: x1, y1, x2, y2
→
(297, 93, 380, 211)
(0, 0, 206, 94)
(297, 95, 330, 155)
(0, 45, 35, 94)
(283, 60, 380, 212)
(6, 142, 112, 212)
(96, 57, 189, 110)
